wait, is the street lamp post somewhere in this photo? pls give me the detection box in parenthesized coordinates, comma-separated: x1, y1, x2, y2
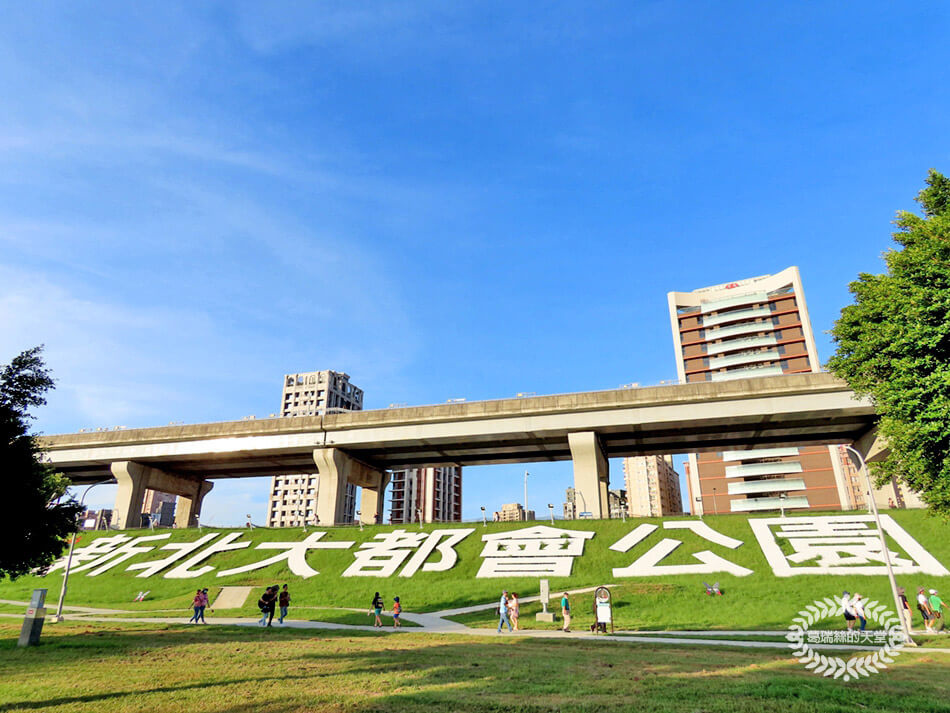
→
(547, 503, 554, 525)
(356, 510, 363, 532)
(523, 470, 529, 518)
(695, 496, 703, 521)
(712, 486, 719, 515)
(480, 506, 487, 527)
(52, 481, 105, 623)
(779, 493, 787, 519)
(844, 445, 915, 645)
(576, 489, 589, 519)
(417, 508, 423, 530)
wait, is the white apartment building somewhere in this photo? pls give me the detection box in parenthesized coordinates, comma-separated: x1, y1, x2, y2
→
(266, 370, 360, 527)
(623, 455, 683, 517)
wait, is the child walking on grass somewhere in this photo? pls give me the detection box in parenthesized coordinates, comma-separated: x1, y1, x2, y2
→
(393, 597, 402, 629)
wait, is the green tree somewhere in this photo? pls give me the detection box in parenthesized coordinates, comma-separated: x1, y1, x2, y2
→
(828, 169, 950, 516)
(0, 346, 81, 579)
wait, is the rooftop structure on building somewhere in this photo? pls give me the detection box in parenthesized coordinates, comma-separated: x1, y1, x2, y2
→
(623, 456, 683, 517)
(389, 466, 462, 524)
(668, 267, 859, 515)
(267, 370, 359, 527)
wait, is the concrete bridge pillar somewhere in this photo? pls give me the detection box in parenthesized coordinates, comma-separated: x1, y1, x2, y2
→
(175, 480, 214, 529)
(313, 448, 386, 526)
(110, 461, 212, 529)
(360, 471, 391, 525)
(568, 431, 609, 519)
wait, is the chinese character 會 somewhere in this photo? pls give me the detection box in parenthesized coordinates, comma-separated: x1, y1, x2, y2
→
(476, 526, 594, 578)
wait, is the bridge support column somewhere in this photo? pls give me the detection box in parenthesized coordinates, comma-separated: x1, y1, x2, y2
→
(360, 472, 391, 524)
(313, 449, 385, 526)
(111, 461, 212, 529)
(175, 480, 214, 529)
(111, 462, 149, 530)
(568, 431, 609, 519)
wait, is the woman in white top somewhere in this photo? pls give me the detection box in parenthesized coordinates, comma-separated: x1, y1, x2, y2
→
(852, 594, 867, 631)
(842, 591, 856, 630)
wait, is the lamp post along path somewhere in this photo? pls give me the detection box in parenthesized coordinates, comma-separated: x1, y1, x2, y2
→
(844, 445, 915, 646)
(52, 481, 105, 623)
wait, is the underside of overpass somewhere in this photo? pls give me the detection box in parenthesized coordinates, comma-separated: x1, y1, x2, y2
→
(39, 373, 879, 526)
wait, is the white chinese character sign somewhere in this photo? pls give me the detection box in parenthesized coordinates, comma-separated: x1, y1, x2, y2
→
(342, 529, 474, 577)
(750, 515, 950, 577)
(38, 515, 947, 583)
(609, 521, 753, 577)
(476, 526, 595, 578)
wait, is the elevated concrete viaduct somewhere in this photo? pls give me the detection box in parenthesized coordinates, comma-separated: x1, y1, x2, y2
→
(39, 372, 878, 526)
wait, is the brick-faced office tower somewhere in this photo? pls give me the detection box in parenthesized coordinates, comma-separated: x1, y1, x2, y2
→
(667, 266, 857, 516)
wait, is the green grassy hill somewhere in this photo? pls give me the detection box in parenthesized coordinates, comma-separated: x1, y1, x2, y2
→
(2, 510, 947, 631)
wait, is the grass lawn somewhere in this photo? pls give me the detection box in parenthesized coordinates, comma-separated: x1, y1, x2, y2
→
(1, 620, 949, 713)
(1, 510, 946, 633)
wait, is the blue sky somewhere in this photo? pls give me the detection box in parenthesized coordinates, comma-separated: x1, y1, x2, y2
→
(2, 2, 948, 525)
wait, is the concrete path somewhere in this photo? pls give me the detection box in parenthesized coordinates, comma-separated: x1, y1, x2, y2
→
(4, 597, 947, 654)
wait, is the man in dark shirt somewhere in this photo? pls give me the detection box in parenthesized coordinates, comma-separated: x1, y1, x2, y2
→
(258, 586, 279, 627)
(278, 584, 291, 625)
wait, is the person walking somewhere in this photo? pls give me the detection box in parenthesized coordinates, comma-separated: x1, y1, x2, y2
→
(852, 594, 867, 631)
(898, 587, 913, 632)
(278, 584, 291, 625)
(929, 589, 946, 633)
(197, 588, 209, 624)
(371, 592, 384, 628)
(509, 592, 520, 632)
(189, 589, 203, 623)
(258, 585, 278, 627)
(561, 592, 571, 633)
(497, 590, 512, 633)
(841, 591, 856, 630)
(917, 586, 935, 633)
(392, 596, 402, 629)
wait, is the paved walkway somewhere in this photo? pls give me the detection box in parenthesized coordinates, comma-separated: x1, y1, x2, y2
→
(3, 596, 947, 654)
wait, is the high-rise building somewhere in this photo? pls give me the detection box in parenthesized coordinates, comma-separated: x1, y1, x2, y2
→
(81, 509, 112, 530)
(623, 456, 683, 517)
(835, 443, 925, 510)
(143, 490, 177, 527)
(667, 267, 853, 515)
(493, 503, 536, 522)
(563, 487, 578, 520)
(607, 489, 628, 519)
(266, 370, 360, 527)
(389, 466, 462, 524)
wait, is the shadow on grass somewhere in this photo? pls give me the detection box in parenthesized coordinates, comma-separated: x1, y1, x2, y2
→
(2, 623, 950, 713)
